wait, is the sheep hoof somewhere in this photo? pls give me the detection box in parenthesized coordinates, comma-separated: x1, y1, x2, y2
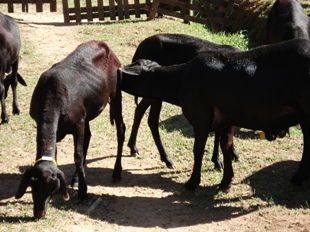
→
(162, 157, 175, 169)
(167, 163, 176, 169)
(1, 117, 9, 124)
(128, 144, 139, 157)
(70, 177, 79, 188)
(213, 162, 224, 171)
(232, 152, 240, 162)
(112, 171, 122, 183)
(218, 181, 232, 193)
(184, 180, 198, 192)
(218, 185, 231, 193)
(112, 176, 121, 183)
(130, 152, 139, 157)
(13, 108, 20, 115)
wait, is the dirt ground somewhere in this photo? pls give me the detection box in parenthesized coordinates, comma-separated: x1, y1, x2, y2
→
(1, 8, 310, 232)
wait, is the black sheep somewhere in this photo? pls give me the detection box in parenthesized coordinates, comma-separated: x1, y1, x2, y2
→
(15, 41, 125, 219)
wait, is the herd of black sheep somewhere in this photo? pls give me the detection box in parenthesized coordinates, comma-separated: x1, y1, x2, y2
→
(0, 0, 309, 219)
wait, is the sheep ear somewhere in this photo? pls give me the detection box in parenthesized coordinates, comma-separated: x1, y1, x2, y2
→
(15, 169, 33, 199)
(119, 67, 140, 76)
(57, 171, 70, 201)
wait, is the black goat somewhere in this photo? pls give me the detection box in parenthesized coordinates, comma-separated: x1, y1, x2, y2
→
(128, 33, 240, 170)
(0, 13, 26, 123)
(15, 40, 125, 219)
(266, 0, 310, 43)
(120, 38, 310, 192)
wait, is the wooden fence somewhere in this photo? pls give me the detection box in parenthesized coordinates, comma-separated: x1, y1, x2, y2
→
(0, 0, 237, 31)
(62, 0, 151, 23)
(62, 0, 237, 31)
(0, 0, 57, 12)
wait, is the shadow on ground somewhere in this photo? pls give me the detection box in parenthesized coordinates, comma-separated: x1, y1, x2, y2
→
(2, 157, 309, 228)
(160, 114, 258, 140)
(243, 160, 310, 208)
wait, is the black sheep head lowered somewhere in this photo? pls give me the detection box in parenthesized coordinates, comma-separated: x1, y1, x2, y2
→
(15, 159, 69, 219)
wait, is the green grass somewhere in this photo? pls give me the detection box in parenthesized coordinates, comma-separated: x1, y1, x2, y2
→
(78, 21, 250, 59)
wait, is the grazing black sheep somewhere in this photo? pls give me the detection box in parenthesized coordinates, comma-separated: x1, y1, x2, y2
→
(15, 40, 125, 219)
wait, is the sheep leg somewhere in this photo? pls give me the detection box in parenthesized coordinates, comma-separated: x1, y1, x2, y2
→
(184, 123, 209, 191)
(112, 116, 126, 181)
(0, 81, 8, 123)
(218, 126, 235, 191)
(127, 98, 151, 156)
(291, 121, 310, 185)
(229, 127, 240, 162)
(148, 101, 175, 169)
(111, 90, 126, 181)
(10, 59, 20, 115)
(72, 121, 88, 201)
(211, 131, 223, 170)
(71, 122, 91, 188)
(212, 127, 239, 171)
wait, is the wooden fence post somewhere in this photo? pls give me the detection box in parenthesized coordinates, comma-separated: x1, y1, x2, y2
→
(148, 0, 160, 20)
(86, 0, 93, 21)
(50, 0, 57, 12)
(109, 0, 116, 20)
(98, 0, 105, 21)
(36, 0, 43, 12)
(62, 0, 70, 23)
(21, 0, 28, 12)
(74, 0, 82, 22)
(8, 0, 13, 12)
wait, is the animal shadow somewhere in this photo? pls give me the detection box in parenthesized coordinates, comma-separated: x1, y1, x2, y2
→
(160, 114, 258, 140)
(0, 173, 24, 203)
(242, 160, 310, 208)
